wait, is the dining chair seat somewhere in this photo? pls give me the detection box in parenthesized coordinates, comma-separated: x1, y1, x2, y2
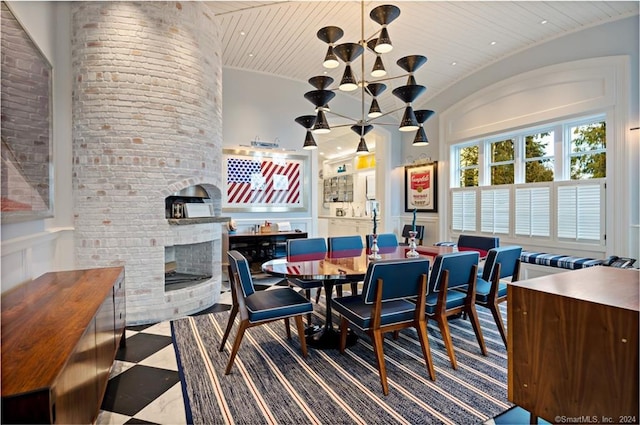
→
(425, 290, 466, 315)
(454, 279, 507, 303)
(244, 290, 313, 323)
(333, 296, 419, 329)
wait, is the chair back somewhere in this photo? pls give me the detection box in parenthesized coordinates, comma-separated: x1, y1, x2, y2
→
(361, 258, 431, 304)
(401, 224, 425, 243)
(327, 235, 363, 254)
(287, 237, 327, 261)
(482, 246, 522, 281)
(366, 233, 398, 250)
(429, 251, 480, 292)
(228, 250, 255, 298)
(457, 235, 499, 257)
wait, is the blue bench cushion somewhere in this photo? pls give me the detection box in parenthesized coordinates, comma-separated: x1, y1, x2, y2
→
(520, 251, 603, 270)
(245, 288, 313, 323)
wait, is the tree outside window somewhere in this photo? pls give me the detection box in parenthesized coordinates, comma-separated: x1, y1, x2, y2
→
(490, 139, 514, 185)
(525, 131, 554, 183)
(570, 121, 606, 179)
(459, 145, 479, 187)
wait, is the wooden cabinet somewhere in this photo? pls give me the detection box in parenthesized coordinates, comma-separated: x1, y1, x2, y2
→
(1, 267, 126, 424)
(327, 218, 375, 239)
(508, 267, 639, 423)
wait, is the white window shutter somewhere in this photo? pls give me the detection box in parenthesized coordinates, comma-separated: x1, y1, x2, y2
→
(452, 190, 477, 232)
(481, 189, 510, 234)
(515, 186, 550, 237)
(557, 183, 601, 241)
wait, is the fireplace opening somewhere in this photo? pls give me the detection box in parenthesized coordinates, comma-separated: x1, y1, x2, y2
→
(164, 241, 213, 291)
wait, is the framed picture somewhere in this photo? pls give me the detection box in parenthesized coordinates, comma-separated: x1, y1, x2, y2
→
(404, 162, 438, 213)
(1, 2, 54, 223)
(222, 148, 310, 212)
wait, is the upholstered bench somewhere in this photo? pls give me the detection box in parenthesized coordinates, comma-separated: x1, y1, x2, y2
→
(519, 251, 603, 270)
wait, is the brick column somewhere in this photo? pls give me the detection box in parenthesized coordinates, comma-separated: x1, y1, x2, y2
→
(71, 1, 223, 324)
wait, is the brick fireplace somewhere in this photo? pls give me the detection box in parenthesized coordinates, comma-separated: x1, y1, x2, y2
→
(71, 2, 224, 324)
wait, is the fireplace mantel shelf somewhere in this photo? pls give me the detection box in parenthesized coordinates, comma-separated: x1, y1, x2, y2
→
(167, 216, 231, 225)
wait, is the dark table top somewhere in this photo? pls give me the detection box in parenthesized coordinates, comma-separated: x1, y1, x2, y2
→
(261, 245, 455, 280)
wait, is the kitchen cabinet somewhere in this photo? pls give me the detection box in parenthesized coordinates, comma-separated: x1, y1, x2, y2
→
(327, 218, 376, 239)
(323, 174, 353, 202)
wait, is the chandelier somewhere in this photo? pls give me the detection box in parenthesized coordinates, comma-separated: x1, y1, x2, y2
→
(295, 1, 435, 155)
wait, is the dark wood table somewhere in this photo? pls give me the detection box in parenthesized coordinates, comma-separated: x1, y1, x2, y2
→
(508, 266, 639, 423)
(262, 246, 435, 349)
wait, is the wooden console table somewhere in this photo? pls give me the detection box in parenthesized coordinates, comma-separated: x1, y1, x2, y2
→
(508, 267, 639, 423)
(2, 267, 126, 424)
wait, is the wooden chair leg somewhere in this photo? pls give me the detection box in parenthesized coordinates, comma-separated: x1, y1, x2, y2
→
(219, 304, 238, 352)
(339, 317, 349, 353)
(350, 282, 358, 296)
(392, 330, 400, 340)
(225, 320, 249, 375)
(489, 302, 507, 347)
(315, 287, 322, 303)
(416, 321, 436, 381)
(371, 329, 389, 396)
(467, 305, 487, 355)
(335, 285, 343, 297)
(284, 317, 291, 340)
(437, 315, 458, 370)
(294, 315, 308, 358)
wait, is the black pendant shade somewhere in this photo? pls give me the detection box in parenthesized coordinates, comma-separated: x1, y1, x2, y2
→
(313, 110, 331, 134)
(304, 89, 336, 108)
(317, 26, 344, 44)
(351, 124, 374, 136)
(356, 138, 369, 155)
(396, 55, 428, 73)
(295, 115, 319, 150)
(399, 106, 418, 132)
(369, 4, 400, 25)
(414, 109, 435, 124)
(412, 127, 428, 146)
(298, 2, 433, 153)
(366, 83, 387, 97)
(295, 114, 317, 129)
(333, 42, 364, 63)
(308, 76, 334, 90)
(392, 85, 426, 103)
(339, 64, 358, 91)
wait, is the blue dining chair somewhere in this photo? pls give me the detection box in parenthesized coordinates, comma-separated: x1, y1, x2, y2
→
(333, 258, 436, 395)
(400, 225, 425, 246)
(472, 246, 522, 347)
(426, 251, 487, 370)
(326, 235, 364, 298)
(366, 233, 399, 250)
(221, 251, 313, 375)
(287, 237, 327, 326)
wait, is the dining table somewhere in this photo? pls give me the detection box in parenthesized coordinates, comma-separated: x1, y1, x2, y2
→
(261, 244, 457, 349)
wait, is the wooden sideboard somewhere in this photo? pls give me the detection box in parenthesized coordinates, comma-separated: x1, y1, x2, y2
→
(1, 267, 126, 424)
(508, 267, 639, 423)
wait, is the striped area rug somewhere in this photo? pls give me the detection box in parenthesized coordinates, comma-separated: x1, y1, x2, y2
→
(171, 299, 512, 424)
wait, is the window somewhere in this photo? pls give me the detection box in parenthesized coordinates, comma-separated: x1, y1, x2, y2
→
(525, 131, 554, 183)
(458, 145, 479, 187)
(489, 139, 514, 185)
(449, 115, 606, 246)
(569, 121, 606, 180)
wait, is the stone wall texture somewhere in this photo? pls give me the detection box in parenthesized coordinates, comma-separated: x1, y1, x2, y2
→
(71, 1, 223, 324)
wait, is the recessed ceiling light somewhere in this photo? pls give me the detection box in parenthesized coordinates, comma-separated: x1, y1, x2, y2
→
(540, 19, 548, 25)
(239, 31, 246, 36)
(337, 146, 342, 150)
(490, 41, 497, 46)
(451, 61, 457, 66)
(248, 53, 254, 57)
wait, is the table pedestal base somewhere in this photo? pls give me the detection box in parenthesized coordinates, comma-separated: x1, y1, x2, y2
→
(307, 327, 358, 350)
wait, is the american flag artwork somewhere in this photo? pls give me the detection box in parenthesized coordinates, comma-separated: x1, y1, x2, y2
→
(224, 153, 304, 208)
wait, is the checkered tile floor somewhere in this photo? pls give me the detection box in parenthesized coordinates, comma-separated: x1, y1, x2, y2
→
(96, 298, 231, 424)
